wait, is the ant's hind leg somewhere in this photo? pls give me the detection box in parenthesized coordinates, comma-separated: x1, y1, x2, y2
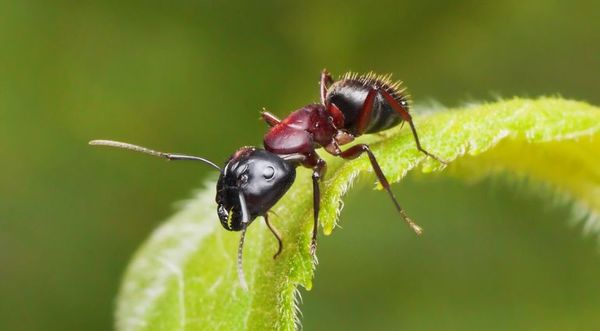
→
(338, 144, 423, 235)
(378, 89, 447, 164)
(355, 88, 379, 135)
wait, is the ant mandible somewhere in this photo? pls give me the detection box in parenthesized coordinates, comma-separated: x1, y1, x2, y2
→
(90, 69, 446, 289)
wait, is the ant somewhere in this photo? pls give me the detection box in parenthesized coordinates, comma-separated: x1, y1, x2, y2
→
(90, 69, 446, 289)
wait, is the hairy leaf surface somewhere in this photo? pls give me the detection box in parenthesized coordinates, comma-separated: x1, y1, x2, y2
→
(115, 97, 600, 331)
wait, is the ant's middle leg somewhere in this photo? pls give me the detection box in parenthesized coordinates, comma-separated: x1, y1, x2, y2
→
(337, 144, 423, 235)
(320, 69, 334, 105)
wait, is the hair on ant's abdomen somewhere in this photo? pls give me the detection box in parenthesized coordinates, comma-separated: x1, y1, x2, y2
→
(325, 72, 410, 135)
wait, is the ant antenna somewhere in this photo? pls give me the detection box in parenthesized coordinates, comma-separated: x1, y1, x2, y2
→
(89, 139, 221, 171)
(237, 191, 250, 290)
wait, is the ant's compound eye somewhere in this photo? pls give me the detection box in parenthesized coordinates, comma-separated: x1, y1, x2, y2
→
(263, 166, 275, 180)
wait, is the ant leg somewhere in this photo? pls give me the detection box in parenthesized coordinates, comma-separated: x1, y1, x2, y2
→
(310, 157, 327, 255)
(321, 69, 344, 127)
(338, 144, 423, 235)
(326, 102, 346, 129)
(264, 213, 283, 259)
(267, 209, 281, 218)
(260, 110, 281, 127)
(356, 88, 379, 135)
(378, 89, 447, 164)
(320, 69, 334, 105)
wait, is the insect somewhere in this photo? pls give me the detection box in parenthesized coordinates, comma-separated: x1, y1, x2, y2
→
(90, 69, 445, 289)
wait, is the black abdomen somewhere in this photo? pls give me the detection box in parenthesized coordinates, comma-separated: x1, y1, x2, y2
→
(325, 72, 409, 135)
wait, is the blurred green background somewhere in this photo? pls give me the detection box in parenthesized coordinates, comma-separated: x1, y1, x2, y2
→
(1, 1, 599, 330)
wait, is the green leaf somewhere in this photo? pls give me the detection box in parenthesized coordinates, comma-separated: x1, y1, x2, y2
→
(115, 97, 600, 331)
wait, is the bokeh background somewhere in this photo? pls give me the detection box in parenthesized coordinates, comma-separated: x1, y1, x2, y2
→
(1, 1, 599, 330)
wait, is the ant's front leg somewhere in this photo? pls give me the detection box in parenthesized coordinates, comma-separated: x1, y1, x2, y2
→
(309, 156, 327, 256)
(264, 213, 283, 259)
(337, 144, 423, 235)
(260, 110, 281, 127)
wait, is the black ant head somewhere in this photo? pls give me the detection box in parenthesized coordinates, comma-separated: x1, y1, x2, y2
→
(216, 147, 296, 231)
(88, 140, 297, 289)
